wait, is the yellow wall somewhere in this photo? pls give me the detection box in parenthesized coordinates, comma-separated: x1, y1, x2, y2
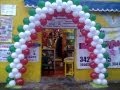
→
(1, 0, 120, 83)
(0, 0, 42, 83)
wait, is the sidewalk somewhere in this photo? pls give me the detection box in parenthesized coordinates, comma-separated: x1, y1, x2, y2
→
(1, 77, 120, 90)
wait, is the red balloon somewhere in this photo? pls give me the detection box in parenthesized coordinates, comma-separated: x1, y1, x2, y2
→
(46, 13, 53, 20)
(89, 62, 97, 68)
(90, 72, 98, 79)
(16, 78, 24, 85)
(22, 49, 30, 55)
(85, 37, 92, 43)
(30, 33, 37, 40)
(89, 53, 97, 60)
(25, 40, 33, 48)
(40, 19, 47, 26)
(72, 17, 79, 24)
(77, 23, 85, 29)
(19, 66, 27, 73)
(20, 58, 28, 65)
(35, 26, 43, 32)
(87, 46, 95, 52)
(66, 12, 73, 19)
(80, 29, 89, 36)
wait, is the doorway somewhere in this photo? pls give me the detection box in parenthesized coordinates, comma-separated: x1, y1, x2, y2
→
(41, 28, 75, 77)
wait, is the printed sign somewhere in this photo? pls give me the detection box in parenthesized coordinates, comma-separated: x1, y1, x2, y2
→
(0, 44, 11, 61)
(76, 27, 120, 69)
(0, 16, 13, 42)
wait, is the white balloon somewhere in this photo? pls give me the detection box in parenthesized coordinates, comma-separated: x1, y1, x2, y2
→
(101, 48, 106, 53)
(26, 36, 31, 41)
(12, 68, 18, 74)
(71, 5, 77, 11)
(36, 7, 41, 14)
(76, 5, 82, 11)
(29, 16, 35, 22)
(40, 13, 46, 19)
(9, 80, 16, 86)
(99, 73, 105, 79)
(90, 27, 96, 32)
(85, 19, 91, 25)
(79, 18, 85, 23)
(101, 58, 106, 63)
(79, 11, 85, 17)
(25, 30, 31, 36)
(19, 38, 26, 44)
(10, 63, 16, 68)
(62, 2, 67, 9)
(94, 67, 101, 73)
(96, 44, 102, 49)
(95, 30, 100, 35)
(34, 14, 40, 20)
(96, 79, 102, 84)
(91, 21, 96, 26)
(91, 41, 97, 46)
(97, 54, 103, 59)
(34, 21, 40, 26)
(19, 32, 25, 38)
(94, 49, 99, 54)
(41, 7, 48, 14)
(56, 0, 62, 5)
(30, 29, 36, 33)
(72, 11, 79, 17)
(23, 25, 29, 30)
(29, 23, 35, 29)
(101, 68, 107, 73)
(48, 8, 54, 15)
(15, 72, 22, 79)
(98, 39, 103, 44)
(18, 54, 24, 60)
(85, 13, 90, 19)
(16, 48, 22, 54)
(16, 63, 23, 69)
(45, 1, 51, 8)
(11, 53, 18, 58)
(65, 7, 72, 13)
(52, 3, 57, 9)
(9, 72, 15, 78)
(67, 0, 73, 6)
(94, 58, 101, 64)
(56, 6, 62, 12)
(14, 58, 20, 63)
(14, 42, 21, 48)
(98, 63, 104, 69)
(101, 79, 108, 85)
(21, 45, 27, 50)
(93, 36, 99, 41)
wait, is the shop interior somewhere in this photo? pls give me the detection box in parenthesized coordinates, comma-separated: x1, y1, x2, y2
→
(42, 28, 75, 77)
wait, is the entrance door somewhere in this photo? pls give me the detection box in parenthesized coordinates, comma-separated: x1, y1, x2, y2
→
(41, 28, 75, 77)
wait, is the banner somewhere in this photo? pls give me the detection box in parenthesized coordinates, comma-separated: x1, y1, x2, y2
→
(76, 27, 120, 69)
(0, 16, 13, 42)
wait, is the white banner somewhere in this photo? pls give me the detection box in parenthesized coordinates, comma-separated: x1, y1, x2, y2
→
(76, 27, 120, 69)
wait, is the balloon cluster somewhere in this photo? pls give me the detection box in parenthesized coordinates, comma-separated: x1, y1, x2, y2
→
(6, 0, 109, 86)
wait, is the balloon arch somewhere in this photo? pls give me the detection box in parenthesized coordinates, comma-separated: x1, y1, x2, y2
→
(6, 0, 109, 87)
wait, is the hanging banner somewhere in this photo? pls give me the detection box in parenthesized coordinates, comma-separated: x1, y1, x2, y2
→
(76, 27, 120, 69)
(0, 16, 13, 42)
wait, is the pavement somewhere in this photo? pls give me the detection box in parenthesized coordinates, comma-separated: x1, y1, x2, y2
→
(1, 77, 120, 90)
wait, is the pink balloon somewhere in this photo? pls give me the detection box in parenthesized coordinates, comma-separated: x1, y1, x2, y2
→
(87, 46, 95, 52)
(90, 72, 98, 79)
(89, 62, 97, 68)
(40, 19, 47, 26)
(53, 10, 58, 17)
(77, 23, 85, 29)
(46, 13, 53, 20)
(89, 53, 97, 60)
(72, 17, 79, 24)
(85, 37, 92, 43)
(66, 12, 73, 19)
(80, 29, 89, 36)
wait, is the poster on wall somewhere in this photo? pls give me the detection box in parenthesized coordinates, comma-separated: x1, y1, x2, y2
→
(0, 44, 11, 61)
(0, 16, 13, 42)
(76, 27, 120, 69)
(27, 47, 40, 62)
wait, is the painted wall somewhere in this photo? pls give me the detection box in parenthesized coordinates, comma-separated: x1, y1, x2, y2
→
(0, 0, 42, 83)
(1, 0, 120, 83)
